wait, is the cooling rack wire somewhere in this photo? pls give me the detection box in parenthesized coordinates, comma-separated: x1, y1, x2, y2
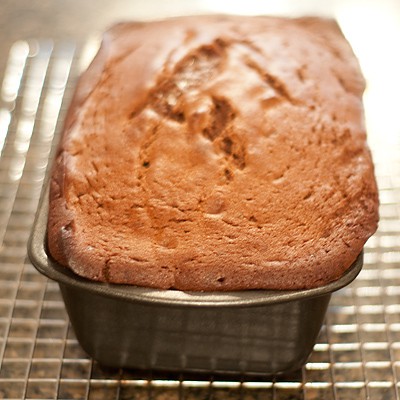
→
(0, 39, 399, 400)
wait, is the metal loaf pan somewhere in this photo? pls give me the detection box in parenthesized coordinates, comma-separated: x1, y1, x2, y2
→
(28, 185, 363, 376)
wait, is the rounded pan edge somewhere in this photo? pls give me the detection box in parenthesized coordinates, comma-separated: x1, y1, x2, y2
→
(28, 184, 363, 308)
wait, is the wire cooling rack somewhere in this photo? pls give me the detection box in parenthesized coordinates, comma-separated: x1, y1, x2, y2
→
(0, 38, 399, 400)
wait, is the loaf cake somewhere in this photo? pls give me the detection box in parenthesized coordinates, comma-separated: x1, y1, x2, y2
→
(47, 15, 379, 291)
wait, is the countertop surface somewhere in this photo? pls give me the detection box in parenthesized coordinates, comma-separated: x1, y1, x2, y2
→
(0, 1, 400, 399)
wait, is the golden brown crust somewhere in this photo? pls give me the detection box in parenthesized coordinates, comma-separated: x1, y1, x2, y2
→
(47, 15, 379, 290)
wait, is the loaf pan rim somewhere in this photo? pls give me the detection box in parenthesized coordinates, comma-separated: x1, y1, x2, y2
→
(28, 183, 363, 308)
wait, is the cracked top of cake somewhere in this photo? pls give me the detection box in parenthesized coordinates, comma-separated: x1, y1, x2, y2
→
(47, 15, 379, 290)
